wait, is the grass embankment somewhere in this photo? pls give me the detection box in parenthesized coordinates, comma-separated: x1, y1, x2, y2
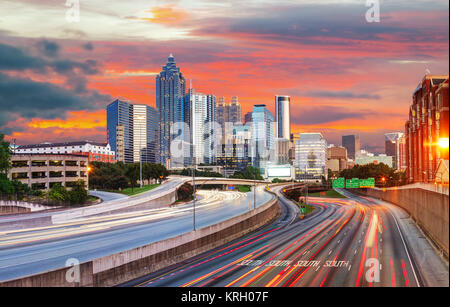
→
(237, 185, 251, 192)
(307, 190, 347, 198)
(103, 184, 160, 196)
(296, 203, 315, 215)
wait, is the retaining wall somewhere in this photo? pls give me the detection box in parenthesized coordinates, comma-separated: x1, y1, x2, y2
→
(0, 194, 279, 287)
(354, 187, 449, 257)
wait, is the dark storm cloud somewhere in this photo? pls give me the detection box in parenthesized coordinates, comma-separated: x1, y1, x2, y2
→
(302, 90, 381, 100)
(82, 42, 94, 51)
(291, 105, 371, 125)
(0, 43, 99, 75)
(0, 73, 111, 128)
(36, 39, 60, 57)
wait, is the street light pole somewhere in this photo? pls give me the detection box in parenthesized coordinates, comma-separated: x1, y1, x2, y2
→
(192, 163, 196, 231)
(253, 168, 256, 210)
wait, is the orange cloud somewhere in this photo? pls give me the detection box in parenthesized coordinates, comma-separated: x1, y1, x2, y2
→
(27, 110, 106, 129)
(140, 5, 189, 25)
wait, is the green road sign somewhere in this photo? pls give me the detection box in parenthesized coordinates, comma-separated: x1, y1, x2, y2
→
(346, 178, 359, 188)
(359, 178, 375, 188)
(332, 177, 345, 188)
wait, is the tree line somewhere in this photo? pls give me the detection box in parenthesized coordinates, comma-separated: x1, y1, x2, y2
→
(88, 161, 169, 191)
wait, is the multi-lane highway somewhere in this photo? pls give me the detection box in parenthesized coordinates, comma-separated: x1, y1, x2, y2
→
(0, 186, 273, 282)
(126, 186, 447, 287)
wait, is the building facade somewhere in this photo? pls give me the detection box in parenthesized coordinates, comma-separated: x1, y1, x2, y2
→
(384, 132, 406, 170)
(217, 124, 252, 176)
(326, 145, 347, 172)
(107, 99, 133, 163)
(295, 133, 327, 181)
(107, 100, 159, 164)
(275, 95, 290, 139)
(252, 104, 275, 174)
(342, 134, 360, 160)
(15, 141, 116, 163)
(8, 154, 89, 190)
(405, 75, 449, 183)
(156, 54, 187, 167)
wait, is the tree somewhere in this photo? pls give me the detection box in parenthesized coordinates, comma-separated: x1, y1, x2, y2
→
(68, 180, 88, 205)
(231, 166, 263, 180)
(48, 184, 69, 203)
(125, 163, 140, 191)
(0, 134, 11, 176)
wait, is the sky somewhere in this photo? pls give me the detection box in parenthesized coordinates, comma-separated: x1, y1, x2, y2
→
(0, 0, 448, 153)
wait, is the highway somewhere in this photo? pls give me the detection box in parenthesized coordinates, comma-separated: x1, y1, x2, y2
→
(0, 186, 273, 282)
(125, 186, 446, 287)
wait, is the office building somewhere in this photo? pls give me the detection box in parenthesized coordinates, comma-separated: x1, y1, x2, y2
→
(244, 112, 252, 124)
(275, 95, 290, 139)
(216, 96, 242, 140)
(107, 99, 133, 163)
(8, 154, 89, 190)
(385, 132, 406, 170)
(252, 105, 275, 174)
(405, 75, 449, 182)
(15, 141, 116, 163)
(326, 146, 347, 172)
(217, 124, 252, 177)
(107, 99, 159, 164)
(295, 133, 327, 181)
(156, 54, 187, 167)
(355, 149, 393, 168)
(342, 135, 360, 160)
(189, 90, 217, 165)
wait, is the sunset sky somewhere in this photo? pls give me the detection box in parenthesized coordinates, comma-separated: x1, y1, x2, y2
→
(0, 0, 448, 153)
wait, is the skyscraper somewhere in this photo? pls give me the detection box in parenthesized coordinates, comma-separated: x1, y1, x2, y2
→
(252, 104, 275, 173)
(107, 100, 159, 164)
(385, 132, 404, 170)
(229, 96, 242, 124)
(156, 54, 187, 167)
(275, 95, 290, 139)
(107, 99, 133, 163)
(295, 133, 327, 181)
(342, 135, 360, 160)
(189, 90, 217, 165)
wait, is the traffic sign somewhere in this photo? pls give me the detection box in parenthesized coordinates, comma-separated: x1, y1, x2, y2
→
(346, 178, 359, 188)
(332, 177, 345, 188)
(359, 178, 375, 188)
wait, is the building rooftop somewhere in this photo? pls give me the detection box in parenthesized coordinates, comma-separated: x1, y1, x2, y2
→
(17, 141, 108, 150)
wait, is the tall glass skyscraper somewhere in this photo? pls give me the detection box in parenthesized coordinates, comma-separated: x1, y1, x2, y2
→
(275, 95, 290, 139)
(106, 99, 159, 164)
(156, 54, 187, 167)
(295, 133, 327, 181)
(107, 99, 133, 163)
(252, 104, 275, 173)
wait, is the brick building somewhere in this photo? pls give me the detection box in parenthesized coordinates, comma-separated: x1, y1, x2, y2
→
(405, 75, 449, 183)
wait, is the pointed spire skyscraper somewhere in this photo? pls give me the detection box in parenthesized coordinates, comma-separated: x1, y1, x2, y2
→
(156, 54, 187, 167)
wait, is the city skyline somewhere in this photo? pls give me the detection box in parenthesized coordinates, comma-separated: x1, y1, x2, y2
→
(0, 1, 448, 153)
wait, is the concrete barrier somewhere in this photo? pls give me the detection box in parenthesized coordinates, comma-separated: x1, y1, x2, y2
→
(353, 187, 449, 257)
(0, 193, 279, 287)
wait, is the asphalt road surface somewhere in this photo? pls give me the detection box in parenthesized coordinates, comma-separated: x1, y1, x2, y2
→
(125, 186, 446, 287)
(0, 187, 273, 282)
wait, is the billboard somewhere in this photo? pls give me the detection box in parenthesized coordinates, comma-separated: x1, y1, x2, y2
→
(267, 166, 291, 177)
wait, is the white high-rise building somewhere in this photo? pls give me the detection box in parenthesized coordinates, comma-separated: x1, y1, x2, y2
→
(133, 104, 147, 163)
(275, 95, 291, 140)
